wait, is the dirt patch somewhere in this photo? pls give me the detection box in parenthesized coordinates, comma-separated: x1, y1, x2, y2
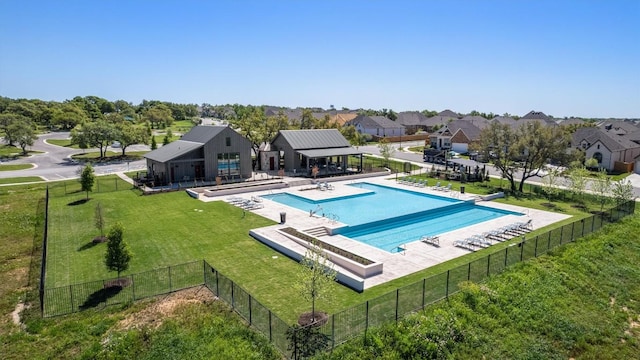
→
(92, 236, 108, 244)
(115, 286, 216, 331)
(297, 311, 328, 327)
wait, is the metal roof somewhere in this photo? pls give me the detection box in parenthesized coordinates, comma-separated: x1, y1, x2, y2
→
(180, 125, 227, 143)
(144, 140, 202, 162)
(297, 148, 363, 158)
(275, 129, 351, 149)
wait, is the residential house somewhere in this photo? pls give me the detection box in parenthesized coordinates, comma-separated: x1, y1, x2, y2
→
(422, 110, 460, 132)
(396, 111, 428, 133)
(346, 115, 405, 138)
(144, 125, 252, 185)
(429, 120, 483, 153)
(572, 126, 640, 172)
(270, 129, 363, 177)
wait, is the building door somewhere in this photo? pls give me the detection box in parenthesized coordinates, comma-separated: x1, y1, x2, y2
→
(170, 167, 175, 183)
(195, 165, 202, 179)
(269, 157, 275, 171)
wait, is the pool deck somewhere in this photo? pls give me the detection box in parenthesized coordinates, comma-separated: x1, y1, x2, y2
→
(199, 175, 571, 290)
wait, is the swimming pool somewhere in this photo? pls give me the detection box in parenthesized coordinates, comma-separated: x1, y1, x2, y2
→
(262, 182, 522, 252)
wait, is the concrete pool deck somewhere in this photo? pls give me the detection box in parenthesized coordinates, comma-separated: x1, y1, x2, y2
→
(199, 175, 571, 290)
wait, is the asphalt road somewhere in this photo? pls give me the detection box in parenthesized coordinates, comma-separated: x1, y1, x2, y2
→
(0, 132, 148, 181)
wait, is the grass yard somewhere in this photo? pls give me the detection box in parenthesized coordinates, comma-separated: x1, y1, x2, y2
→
(0, 176, 43, 185)
(44, 172, 607, 324)
(0, 164, 35, 171)
(70, 150, 147, 162)
(46, 139, 75, 148)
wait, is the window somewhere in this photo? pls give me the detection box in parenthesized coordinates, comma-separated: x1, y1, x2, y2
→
(217, 152, 240, 176)
(225, 137, 231, 146)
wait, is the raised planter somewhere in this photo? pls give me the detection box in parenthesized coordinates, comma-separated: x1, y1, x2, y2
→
(277, 227, 383, 279)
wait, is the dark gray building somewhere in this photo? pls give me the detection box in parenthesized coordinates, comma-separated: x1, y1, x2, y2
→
(144, 125, 252, 185)
(270, 129, 362, 177)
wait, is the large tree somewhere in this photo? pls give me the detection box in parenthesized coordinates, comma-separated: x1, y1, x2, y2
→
(51, 103, 88, 130)
(71, 120, 118, 158)
(12, 120, 38, 154)
(144, 104, 174, 129)
(0, 113, 29, 146)
(115, 121, 149, 156)
(104, 222, 132, 279)
(474, 121, 570, 192)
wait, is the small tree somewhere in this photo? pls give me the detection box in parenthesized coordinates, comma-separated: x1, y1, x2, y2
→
(162, 134, 170, 146)
(592, 169, 612, 212)
(295, 240, 337, 324)
(541, 167, 561, 204)
(80, 164, 95, 201)
(377, 138, 395, 168)
(611, 179, 634, 205)
(568, 166, 589, 203)
(585, 157, 599, 170)
(94, 202, 106, 242)
(150, 136, 157, 150)
(104, 223, 132, 279)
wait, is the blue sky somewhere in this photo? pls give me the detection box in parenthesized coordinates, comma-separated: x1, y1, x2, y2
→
(1, 1, 638, 118)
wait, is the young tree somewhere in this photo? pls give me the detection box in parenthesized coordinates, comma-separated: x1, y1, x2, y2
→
(592, 169, 612, 212)
(80, 164, 95, 200)
(104, 223, 132, 279)
(611, 179, 635, 205)
(378, 138, 395, 167)
(150, 136, 157, 150)
(295, 241, 337, 324)
(162, 133, 171, 145)
(585, 157, 599, 170)
(541, 167, 561, 203)
(568, 166, 589, 203)
(94, 202, 105, 241)
(12, 120, 38, 154)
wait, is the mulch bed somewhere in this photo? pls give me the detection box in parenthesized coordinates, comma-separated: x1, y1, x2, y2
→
(104, 278, 132, 288)
(297, 311, 329, 327)
(92, 236, 108, 244)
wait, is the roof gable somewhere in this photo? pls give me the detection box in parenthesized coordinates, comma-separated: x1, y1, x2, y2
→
(144, 140, 202, 162)
(349, 115, 404, 129)
(396, 111, 427, 126)
(438, 109, 459, 118)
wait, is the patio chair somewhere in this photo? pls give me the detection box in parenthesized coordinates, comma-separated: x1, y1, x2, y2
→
(442, 183, 452, 192)
(420, 235, 439, 246)
(432, 181, 441, 190)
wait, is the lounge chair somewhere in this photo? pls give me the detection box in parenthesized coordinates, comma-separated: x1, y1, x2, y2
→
(432, 181, 441, 190)
(442, 183, 452, 192)
(454, 239, 475, 251)
(420, 235, 440, 247)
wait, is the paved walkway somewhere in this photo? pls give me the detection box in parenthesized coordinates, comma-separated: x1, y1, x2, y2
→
(199, 174, 571, 290)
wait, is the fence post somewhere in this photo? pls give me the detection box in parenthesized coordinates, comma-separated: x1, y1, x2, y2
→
(365, 300, 370, 334)
(486, 254, 490, 276)
(331, 314, 335, 350)
(268, 311, 272, 341)
(395, 289, 399, 322)
(504, 247, 508, 267)
(131, 274, 136, 300)
(467, 262, 471, 281)
(69, 285, 74, 312)
(168, 266, 172, 292)
(547, 232, 551, 252)
(445, 270, 450, 298)
(231, 282, 235, 308)
(559, 226, 564, 245)
(115, 177, 118, 191)
(421, 278, 426, 309)
(534, 236, 538, 257)
(520, 238, 524, 261)
(215, 270, 219, 296)
(249, 294, 252, 324)
(581, 219, 585, 236)
(570, 221, 575, 241)
(592, 215, 595, 232)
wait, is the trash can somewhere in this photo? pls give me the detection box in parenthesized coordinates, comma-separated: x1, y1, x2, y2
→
(280, 212, 286, 224)
(460, 186, 465, 194)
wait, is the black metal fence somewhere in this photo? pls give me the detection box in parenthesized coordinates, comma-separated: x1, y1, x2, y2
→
(38, 178, 635, 359)
(288, 200, 636, 359)
(47, 177, 135, 197)
(42, 261, 204, 317)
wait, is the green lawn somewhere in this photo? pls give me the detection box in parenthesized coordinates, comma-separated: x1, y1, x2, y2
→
(0, 176, 43, 185)
(47, 139, 76, 148)
(44, 174, 607, 324)
(70, 150, 147, 162)
(0, 163, 34, 171)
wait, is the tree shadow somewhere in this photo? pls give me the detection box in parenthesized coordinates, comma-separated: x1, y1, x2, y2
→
(79, 285, 123, 310)
(77, 242, 98, 251)
(67, 198, 89, 206)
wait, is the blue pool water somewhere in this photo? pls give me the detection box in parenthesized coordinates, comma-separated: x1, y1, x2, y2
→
(262, 182, 522, 252)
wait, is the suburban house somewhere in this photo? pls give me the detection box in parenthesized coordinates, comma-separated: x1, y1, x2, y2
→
(144, 125, 252, 185)
(347, 115, 405, 138)
(519, 110, 558, 127)
(572, 125, 640, 172)
(396, 111, 428, 134)
(428, 120, 483, 153)
(422, 110, 460, 132)
(269, 129, 363, 177)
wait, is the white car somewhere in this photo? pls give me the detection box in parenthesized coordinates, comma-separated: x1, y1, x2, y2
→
(111, 141, 121, 148)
